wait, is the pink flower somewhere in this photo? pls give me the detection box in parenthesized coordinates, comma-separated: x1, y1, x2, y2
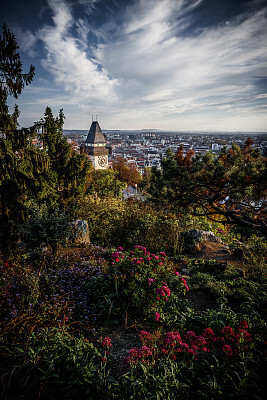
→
(141, 346, 152, 357)
(102, 337, 112, 348)
(222, 344, 233, 356)
(203, 328, 215, 337)
(184, 331, 197, 342)
(155, 312, 160, 321)
(140, 331, 152, 345)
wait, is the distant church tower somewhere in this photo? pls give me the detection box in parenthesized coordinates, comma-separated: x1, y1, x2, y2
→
(83, 120, 109, 169)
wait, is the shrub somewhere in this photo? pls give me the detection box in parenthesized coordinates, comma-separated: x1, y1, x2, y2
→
(242, 235, 267, 280)
(107, 246, 189, 323)
(76, 196, 184, 254)
(20, 207, 70, 255)
(1, 327, 111, 400)
(120, 321, 263, 400)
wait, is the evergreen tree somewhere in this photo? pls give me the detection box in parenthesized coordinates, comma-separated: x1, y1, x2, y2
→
(0, 25, 48, 251)
(149, 141, 267, 235)
(36, 107, 92, 212)
(0, 24, 35, 132)
(0, 25, 91, 250)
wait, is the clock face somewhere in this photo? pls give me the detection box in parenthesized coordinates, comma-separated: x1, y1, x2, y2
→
(98, 156, 107, 167)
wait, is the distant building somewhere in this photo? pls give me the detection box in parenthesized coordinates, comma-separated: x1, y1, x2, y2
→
(81, 120, 109, 169)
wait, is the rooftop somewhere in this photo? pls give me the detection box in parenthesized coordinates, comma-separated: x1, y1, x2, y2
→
(85, 121, 106, 145)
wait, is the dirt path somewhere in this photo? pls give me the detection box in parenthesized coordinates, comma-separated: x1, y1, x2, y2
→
(192, 241, 244, 269)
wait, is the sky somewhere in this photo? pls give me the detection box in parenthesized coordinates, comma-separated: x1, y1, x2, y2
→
(1, 0, 267, 131)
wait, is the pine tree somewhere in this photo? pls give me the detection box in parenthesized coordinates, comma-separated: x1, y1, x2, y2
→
(0, 25, 48, 251)
(149, 141, 267, 235)
(36, 107, 92, 212)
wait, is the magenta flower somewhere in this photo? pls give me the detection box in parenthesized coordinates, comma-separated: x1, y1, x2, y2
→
(222, 344, 233, 356)
(102, 336, 112, 348)
(155, 312, 160, 321)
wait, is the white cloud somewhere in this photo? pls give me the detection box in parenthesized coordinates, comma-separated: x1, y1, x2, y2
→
(13, 27, 37, 57)
(14, 0, 267, 130)
(38, 0, 118, 102)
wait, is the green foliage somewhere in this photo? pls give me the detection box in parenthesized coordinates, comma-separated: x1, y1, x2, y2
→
(76, 196, 184, 254)
(188, 259, 228, 276)
(187, 259, 267, 317)
(241, 234, 267, 280)
(1, 243, 267, 399)
(107, 246, 188, 323)
(36, 107, 92, 212)
(1, 327, 107, 400)
(0, 25, 49, 251)
(20, 207, 70, 254)
(0, 24, 35, 130)
(86, 169, 126, 197)
(149, 142, 267, 235)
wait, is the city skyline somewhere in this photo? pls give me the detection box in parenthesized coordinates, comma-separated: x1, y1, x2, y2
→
(1, 0, 267, 132)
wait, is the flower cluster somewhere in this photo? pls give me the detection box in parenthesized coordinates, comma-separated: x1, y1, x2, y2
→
(101, 336, 112, 363)
(102, 336, 112, 348)
(111, 248, 125, 264)
(108, 245, 189, 323)
(0, 246, 108, 334)
(148, 278, 155, 286)
(179, 276, 189, 292)
(125, 321, 252, 368)
(156, 282, 171, 301)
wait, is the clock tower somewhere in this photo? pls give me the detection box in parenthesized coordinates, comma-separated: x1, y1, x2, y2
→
(83, 120, 109, 169)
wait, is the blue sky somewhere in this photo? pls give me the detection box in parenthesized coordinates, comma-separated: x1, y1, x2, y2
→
(1, 0, 267, 131)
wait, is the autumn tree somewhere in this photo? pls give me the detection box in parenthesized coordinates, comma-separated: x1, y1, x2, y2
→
(112, 156, 141, 186)
(149, 141, 267, 235)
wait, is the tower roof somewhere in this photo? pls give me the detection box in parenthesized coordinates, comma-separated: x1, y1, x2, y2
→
(85, 121, 106, 145)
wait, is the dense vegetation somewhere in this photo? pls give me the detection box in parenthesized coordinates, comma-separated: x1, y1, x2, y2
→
(0, 25, 267, 399)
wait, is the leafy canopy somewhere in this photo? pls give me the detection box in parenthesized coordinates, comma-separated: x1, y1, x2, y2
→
(149, 140, 267, 235)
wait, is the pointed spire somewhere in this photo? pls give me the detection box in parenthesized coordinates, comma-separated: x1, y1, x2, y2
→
(85, 120, 106, 145)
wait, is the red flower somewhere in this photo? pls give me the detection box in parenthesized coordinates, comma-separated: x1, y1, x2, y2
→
(102, 337, 112, 348)
(222, 344, 233, 356)
(238, 320, 248, 330)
